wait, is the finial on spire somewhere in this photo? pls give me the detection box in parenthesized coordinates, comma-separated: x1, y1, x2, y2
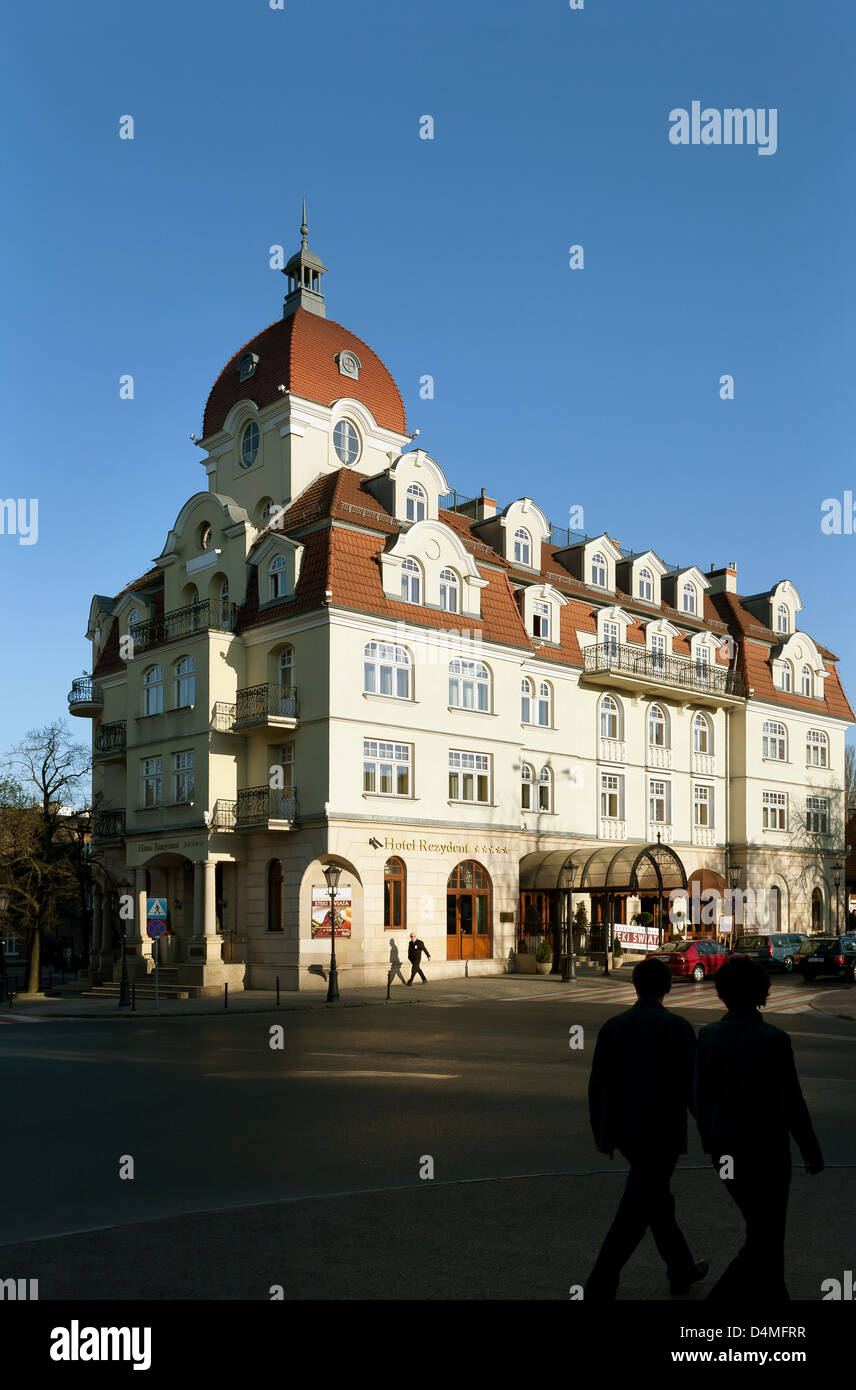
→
(282, 202, 328, 320)
(300, 197, 308, 248)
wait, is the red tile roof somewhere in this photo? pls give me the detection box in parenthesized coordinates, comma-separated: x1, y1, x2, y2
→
(202, 309, 407, 439)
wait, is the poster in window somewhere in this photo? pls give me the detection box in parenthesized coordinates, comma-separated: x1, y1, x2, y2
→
(311, 886, 352, 937)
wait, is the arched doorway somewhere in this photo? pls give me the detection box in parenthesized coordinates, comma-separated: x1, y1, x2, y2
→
(768, 885, 782, 932)
(811, 887, 823, 934)
(446, 860, 492, 960)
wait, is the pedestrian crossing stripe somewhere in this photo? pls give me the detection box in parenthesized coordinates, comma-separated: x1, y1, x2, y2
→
(0, 1014, 78, 1024)
(534, 985, 819, 1014)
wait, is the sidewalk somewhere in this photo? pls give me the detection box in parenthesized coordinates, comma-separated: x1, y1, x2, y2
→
(809, 986, 856, 1023)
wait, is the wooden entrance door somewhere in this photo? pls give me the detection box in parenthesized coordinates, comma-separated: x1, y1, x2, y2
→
(447, 860, 492, 960)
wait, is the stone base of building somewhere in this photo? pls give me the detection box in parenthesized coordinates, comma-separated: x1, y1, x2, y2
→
(246, 957, 509, 992)
(176, 959, 245, 994)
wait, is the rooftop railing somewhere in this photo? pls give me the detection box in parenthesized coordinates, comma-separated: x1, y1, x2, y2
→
(129, 599, 238, 655)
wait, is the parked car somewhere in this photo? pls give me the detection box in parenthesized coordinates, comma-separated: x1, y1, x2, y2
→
(649, 938, 728, 983)
(730, 932, 807, 973)
(796, 935, 856, 983)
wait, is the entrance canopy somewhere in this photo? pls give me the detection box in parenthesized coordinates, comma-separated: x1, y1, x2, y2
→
(519, 842, 688, 894)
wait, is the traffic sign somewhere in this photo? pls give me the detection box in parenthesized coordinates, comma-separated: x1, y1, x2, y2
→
(147, 920, 166, 939)
(147, 898, 167, 920)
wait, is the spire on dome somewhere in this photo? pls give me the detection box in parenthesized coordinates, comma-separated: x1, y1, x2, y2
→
(282, 199, 327, 320)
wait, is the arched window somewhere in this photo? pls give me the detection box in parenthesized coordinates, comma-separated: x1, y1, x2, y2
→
(128, 608, 140, 631)
(400, 557, 422, 604)
(266, 859, 283, 932)
(513, 528, 532, 566)
(768, 885, 781, 932)
(806, 729, 829, 768)
(521, 762, 534, 811)
(602, 620, 619, 658)
(693, 712, 711, 754)
(537, 766, 553, 812)
(591, 552, 607, 587)
(532, 600, 550, 640)
(599, 693, 621, 740)
(801, 665, 813, 697)
(174, 655, 195, 708)
(762, 719, 787, 761)
(143, 665, 164, 716)
(777, 660, 792, 692)
(333, 418, 360, 466)
(219, 577, 229, 605)
(405, 483, 426, 523)
(521, 677, 533, 724)
(638, 567, 653, 601)
(777, 603, 789, 634)
(270, 554, 288, 599)
(682, 582, 696, 615)
(449, 659, 490, 712)
(365, 642, 411, 699)
(439, 568, 459, 613)
(199, 522, 212, 551)
(536, 681, 552, 727)
(446, 860, 492, 960)
(811, 887, 823, 933)
(384, 856, 406, 929)
(648, 703, 668, 747)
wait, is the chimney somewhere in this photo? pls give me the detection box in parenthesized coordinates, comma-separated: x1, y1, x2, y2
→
(706, 562, 738, 595)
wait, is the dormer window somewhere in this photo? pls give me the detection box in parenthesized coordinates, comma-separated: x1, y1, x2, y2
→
(406, 483, 426, 523)
(333, 419, 360, 466)
(682, 582, 696, 615)
(774, 659, 793, 692)
(238, 352, 259, 382)
(638, 567, 653, 601)
(128, 609, 140, 630)
(513, 528, 532, 566)
(439, 568, 459, 613)
(801, 665, 813, 697)
(533, 600, 550, 640)
(603, 620, 619, 657)
(777, 604, 789, 634)
(591, 553, 607, 587)
(400, 557, 422, 604)
(270, 554, 288, 599)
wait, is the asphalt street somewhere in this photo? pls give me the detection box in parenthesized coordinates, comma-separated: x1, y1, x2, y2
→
(2, 973, 854, 1299)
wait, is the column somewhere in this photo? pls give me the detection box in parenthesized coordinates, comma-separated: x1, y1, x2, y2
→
(203, 861, 218, 939)
(193, 861, 204, 937)
(100, 888, 112, 955)
(90, 885, 102, 959)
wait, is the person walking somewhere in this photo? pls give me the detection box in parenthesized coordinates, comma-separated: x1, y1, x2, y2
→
(406, 932, 431, 985)
(693, 955, 823, 1301)
(585, 956, 708, 1300)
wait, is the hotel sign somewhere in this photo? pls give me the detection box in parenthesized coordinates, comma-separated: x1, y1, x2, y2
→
(382, 836, 510, 856)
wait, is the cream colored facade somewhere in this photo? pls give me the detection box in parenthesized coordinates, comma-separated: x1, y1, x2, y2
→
(71, 229, 853, 993)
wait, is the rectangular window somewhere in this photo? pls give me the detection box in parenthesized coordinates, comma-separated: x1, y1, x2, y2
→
(693, 783, 713, 828)
(762, 790, 787, 831)
(173, 750, 195, 803)
(142, 756, 163, 808)
(533, 600, 550, 640)
(603, 621, 619, 658)
(449, 750, 491, 804)
(363, 740, 411, 797)
(806, 796, 829, 835)
(649, 778, 671, 824)
(600, 772, 623, 819)
(650, 633, 666, 671)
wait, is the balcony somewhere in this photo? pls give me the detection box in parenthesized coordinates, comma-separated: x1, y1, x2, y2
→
(649, 823, 673, 843)
(646, 744, 672, 770)
(599, 737, 626, 763)
(235, 786, 298, 828)
(68, 676, 104, 717)
(583, 643, 744, 704)
(692, 751, 716, 776)
(130, 599, 238, 655)
(211, 799, 237, 829)
(692, 825, 716, 848)
(94, 720, 127, 759)
(599, 817, 626, 841)
(93, 809, 125, 840)
(212, 685, 299, 733)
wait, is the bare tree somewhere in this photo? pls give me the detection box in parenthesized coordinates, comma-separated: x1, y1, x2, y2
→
(846, 743, 856, 815)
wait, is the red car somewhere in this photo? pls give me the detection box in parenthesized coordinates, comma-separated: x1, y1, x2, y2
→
(648, 938, 728, 982)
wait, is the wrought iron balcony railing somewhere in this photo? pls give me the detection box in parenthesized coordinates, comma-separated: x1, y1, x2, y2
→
(236, 786, 298, 826)
(129, 599, 238, 655)
(235, 683, 299, 723)
(68, 676, 104, 709)
(583, 642, 744, 698)
(94, 720, 127, 755)
(93, 809, 125, 839)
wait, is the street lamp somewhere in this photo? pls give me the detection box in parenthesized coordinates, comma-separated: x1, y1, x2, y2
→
(323, 862, 342, 1003)
(727, 863, 741, 947)
(0, 889, 9, 1005)
(832, 861, 843, 936)
(561, 861, 578, 982)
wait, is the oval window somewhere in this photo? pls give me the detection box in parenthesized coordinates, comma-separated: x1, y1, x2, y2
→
(241, 421, 260, 468)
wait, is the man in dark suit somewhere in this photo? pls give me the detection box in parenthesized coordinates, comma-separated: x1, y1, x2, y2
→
(406, 932, 431, 985)
(585, 957, 707, 1300)
(694, 955, 823, 1300)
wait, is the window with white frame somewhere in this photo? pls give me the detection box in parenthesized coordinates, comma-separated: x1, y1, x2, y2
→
(682, 582, 696, 615)
(364, 642, 411, 699)
(278, 646, 294, 690)
(650, 632, 666, 672)
(513, 528, 531, 566)
(174, 656, 195, 708)
(363, 740, 412, 796)
(801, 665, 813, 697)
(449, 749, 491, 803)
(128, 608, 140, 631)
(532, 600, 551, 640)
(693, 783, 713, 827)
(638, 567, 653, 601)
(143, 666, 164, 716)
(602, 620, 619, 658)
(649, 778, 671, 825)
(142, 756, 163, 808)
(762, 790, 788, 830)
(599, 693, 621, 740)
(775, 660, 792, 692)
(591, 552, 607, 587)
(695, 645, 710, 683)
(405, 482, 426, 522)
(521, 762, 535, 811)
(270, 554, 288, 599)
(600, 772, 623, 819)
(806, 729, 829, 767)
(400, 557, 422, 604)
(536, 681, 551, 726)
(521, 677, 533, 724)
(173, 750, 195, 803)
(439, 569, 459, 613)
(693, 712, 711, 754)
(276, 742, 295, 789)
(777, 603, 789, 634)
(762, 719, 787, 761)
(648, 703, 667, 747)
(806, 796, 829, 835)
(219, 577, 229, 605)
(537, 765, 553, 811)
(449, 659, 490, 712)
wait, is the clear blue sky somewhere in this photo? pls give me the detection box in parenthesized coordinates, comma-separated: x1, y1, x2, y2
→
(2, 0, 854, 754)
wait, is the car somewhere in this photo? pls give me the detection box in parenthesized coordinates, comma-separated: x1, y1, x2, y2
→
(730, 932, 808, 973)
(796, 935, 856, 983)
(648, 938, 728, 983)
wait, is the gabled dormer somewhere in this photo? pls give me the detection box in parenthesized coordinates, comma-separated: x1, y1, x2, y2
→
(517, 582, 569, 645)
(645, 617, 682, 657)
(617, 551, 668, 607)
(252, 533, 306, 607)
(475, 498, 550, 572)
(362, 449, 449, 526)
(768, 580, 804, 637)
(379, 520, 487, 618)
(554, 534, 622, 593)
(662, 566, 710, 618)
(772, 631, 827, 699)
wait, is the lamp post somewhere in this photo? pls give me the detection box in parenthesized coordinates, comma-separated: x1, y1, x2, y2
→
(832, 861, 843, 936)
(117, 880, 131, 1008)
(0, 890, 9, 1005)
(323, 863, 341, 1003)
(728, 862, 741, 949)
(562, 862, 577, 982)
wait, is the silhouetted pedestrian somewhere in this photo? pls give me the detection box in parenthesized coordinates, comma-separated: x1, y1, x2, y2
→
(406, 932, 430, 985)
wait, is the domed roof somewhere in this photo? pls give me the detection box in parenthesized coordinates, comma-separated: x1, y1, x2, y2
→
(202, 307, 407, 440)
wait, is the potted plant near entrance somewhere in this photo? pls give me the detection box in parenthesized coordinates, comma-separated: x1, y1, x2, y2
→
(535, 936, 553, 975)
